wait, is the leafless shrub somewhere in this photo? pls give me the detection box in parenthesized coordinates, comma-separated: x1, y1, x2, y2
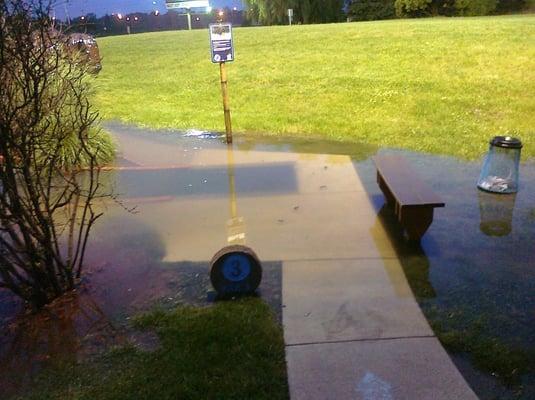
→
(0, 0, 112, 308)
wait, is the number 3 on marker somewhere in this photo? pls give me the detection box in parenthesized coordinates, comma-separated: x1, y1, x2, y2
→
(210, 245, 262, 296)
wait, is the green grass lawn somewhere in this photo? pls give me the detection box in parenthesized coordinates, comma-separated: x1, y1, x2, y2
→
(14, 299, 288, 400)
(95, 15, 535, 160)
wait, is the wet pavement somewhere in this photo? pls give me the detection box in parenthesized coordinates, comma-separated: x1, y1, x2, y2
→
(1, 122, 534, 399)
(357, 150, 535, 400)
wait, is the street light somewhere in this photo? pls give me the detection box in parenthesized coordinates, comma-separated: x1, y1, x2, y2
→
(80, 15, 86, 33)
(231, 7, 238, 24)
(217, 9, 224, 23)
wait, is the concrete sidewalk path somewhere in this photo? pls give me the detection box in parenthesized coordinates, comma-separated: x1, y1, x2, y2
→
(283, 259, 478, 400)
(107, 126, 478, 399)
(282, 160, 478, 400)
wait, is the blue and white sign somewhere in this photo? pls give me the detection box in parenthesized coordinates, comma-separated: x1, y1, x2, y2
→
(209, 23, 234, 64)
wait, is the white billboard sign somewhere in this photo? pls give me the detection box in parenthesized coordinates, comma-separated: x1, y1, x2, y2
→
(165, 0, 210, 10)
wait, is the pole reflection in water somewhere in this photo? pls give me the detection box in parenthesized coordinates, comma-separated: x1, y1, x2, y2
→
(478, 191, 517, 237)
(226, 144, 246, 245)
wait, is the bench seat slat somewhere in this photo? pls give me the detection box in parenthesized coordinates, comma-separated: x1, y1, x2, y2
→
(373, 155, 445, 208)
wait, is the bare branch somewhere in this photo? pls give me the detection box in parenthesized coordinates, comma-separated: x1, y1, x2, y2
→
(0, 0, 112, 308)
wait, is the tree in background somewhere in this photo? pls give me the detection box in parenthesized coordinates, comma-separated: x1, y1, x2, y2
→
(394, 0, 530, 17)
(321, 0, 346, 22)
(0, 0, 113, 309)
(394, 0, 433, 17)
(393, 0, 456, 17)
(455, 0, 497, 16)
(243, 0, 273, 24)
(54, 1, 534, 32)
(243, 0, 345, 25)
(348, 0, 396, 21)
(496, 0, 528, 13)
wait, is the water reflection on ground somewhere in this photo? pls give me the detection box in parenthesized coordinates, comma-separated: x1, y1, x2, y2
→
(1, 123, 534, 399)
(356, 150, 535, 400)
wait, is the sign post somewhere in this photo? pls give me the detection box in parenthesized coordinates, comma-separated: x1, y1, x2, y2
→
(219, 62, 232, 144)
(186, 9, 192, 30)
(288, 9, 293, 26)
(209, 23, 234, 144)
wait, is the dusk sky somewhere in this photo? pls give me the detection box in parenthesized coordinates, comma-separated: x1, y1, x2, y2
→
(53, 0, 244, 19)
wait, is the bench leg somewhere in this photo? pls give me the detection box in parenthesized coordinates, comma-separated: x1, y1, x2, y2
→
(399, 207, 434, 241)
(377, 172, 396, 206)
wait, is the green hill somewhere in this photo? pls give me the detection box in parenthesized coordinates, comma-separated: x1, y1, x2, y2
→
(95, 15, 535, 159)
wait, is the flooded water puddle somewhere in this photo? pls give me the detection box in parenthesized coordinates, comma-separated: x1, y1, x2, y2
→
(1, 122, 534, 399)
(355, 150, 535, 400)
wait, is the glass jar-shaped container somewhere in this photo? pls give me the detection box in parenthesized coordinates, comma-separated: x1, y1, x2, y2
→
(477, 136, 522, 194)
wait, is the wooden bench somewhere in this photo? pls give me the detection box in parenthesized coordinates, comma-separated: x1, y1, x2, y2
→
(373, 154, 445, 241)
